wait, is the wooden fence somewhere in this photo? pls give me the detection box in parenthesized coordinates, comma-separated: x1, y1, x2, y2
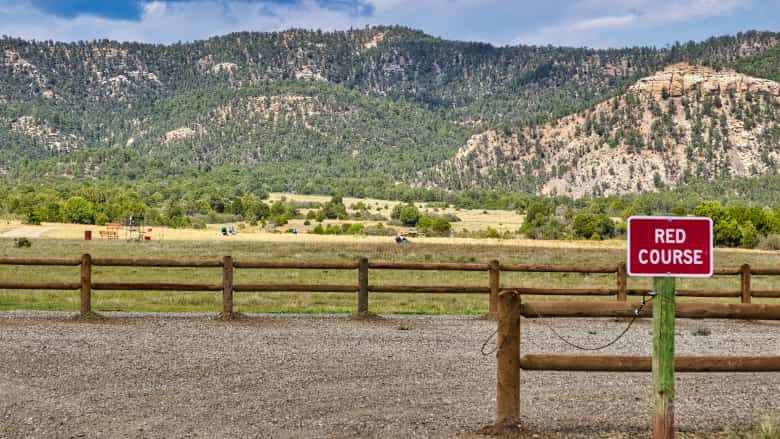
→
(2, 256, 780, 317)
(3, 254, 780, 431)
(494, 291, 780, 431)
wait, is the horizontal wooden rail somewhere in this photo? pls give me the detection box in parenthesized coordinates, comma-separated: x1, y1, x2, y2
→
(500, 264, 617, 273)
(751, 268, 780, 275)
(233, 284, 356, 293)
(91, 282, 222, 291)
(503, 287, 616, 296)
(367, 261, 489, 271)
(751, 290, 780, 298)
(368, 285, 490, 294)
(627, 288, 742, 298)
(521, 301, 780, 319)
(0, 257, 81, 266)
(0, 281, 81, 290)
(714, 268, 742, 275)
(519, 354, 780, 372)
(92, 258, 222, 267)
(233, 261, 358, 269)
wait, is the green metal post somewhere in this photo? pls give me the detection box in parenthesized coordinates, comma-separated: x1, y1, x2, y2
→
(652, 276, 676, 439)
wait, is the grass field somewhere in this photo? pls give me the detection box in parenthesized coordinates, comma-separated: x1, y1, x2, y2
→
(1, 221, 779, 315)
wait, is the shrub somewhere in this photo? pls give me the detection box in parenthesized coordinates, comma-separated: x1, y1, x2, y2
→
(485, 227, 501, 239)
(572, 212, 615, 240)
(24, 210, 42, 225)
(14, 237, 31, 248)
(430, 218, 452, 236)
(740, 222, 759, 249)
(347, 223, 364, 235)
(395, 203, 421, 226)
(191, 218, 207, 229)
(63, 197, 96, 224)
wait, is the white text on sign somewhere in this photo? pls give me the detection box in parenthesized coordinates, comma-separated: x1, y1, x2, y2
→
(638, 228, 704, 265)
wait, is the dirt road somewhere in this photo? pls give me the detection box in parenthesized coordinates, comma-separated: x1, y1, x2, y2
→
(0, 312, 778, 438)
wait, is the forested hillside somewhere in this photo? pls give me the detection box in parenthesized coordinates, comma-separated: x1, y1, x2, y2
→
(0, 26, 779, 224)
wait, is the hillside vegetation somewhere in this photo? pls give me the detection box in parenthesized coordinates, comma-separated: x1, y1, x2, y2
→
(0, 27, 779, 235)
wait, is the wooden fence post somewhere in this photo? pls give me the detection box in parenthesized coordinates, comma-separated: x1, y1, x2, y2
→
(495, 290, 520, 431)
(488, 260, 500, 319)
(617, 262, 627, 301)
(740, 264, 751, 304)
(80, 253, 92, 316)
(222, 256, 234, 316)
(357, 257, 369, 315)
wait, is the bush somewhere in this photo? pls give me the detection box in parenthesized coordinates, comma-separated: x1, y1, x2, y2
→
(192, 218, 207, 229)
(740, 222, 759, 249)
(24, 210, 42, 225)
(430, 218, 452, 236)
(485, 227, 501, 239)
(14, 237, 31, 248)
(572, 212, 615, 240)
(391, 203, 421, 226)
(63, 197, 96, 224)
(346, 223, 364, 235)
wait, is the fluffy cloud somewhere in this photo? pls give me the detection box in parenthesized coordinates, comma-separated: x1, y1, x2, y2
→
(0, 0, 765, 48)
(516, 0, 751, 47)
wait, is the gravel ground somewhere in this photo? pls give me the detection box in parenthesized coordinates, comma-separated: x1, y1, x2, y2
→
(0, 312, 778, 438)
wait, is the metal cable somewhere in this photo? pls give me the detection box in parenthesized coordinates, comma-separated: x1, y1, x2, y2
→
(480, 293, 655, 355)
(533, 294, 655, 351)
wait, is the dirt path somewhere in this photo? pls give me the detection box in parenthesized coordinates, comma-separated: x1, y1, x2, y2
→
(1, 226, 52, 238)
(0, 313, 778, 438)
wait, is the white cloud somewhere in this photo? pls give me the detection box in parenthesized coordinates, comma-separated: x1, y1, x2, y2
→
(515, 0, 751, 47)
(0, 0, 761, 47)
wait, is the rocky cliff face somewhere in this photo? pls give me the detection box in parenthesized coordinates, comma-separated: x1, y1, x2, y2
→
(632, 62, 780, 97)
(433, 63, 780, 197)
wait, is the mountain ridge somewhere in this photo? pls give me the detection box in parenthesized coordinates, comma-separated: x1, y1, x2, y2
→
(0, 27, 778, 198)
(434, 63, 779, 197)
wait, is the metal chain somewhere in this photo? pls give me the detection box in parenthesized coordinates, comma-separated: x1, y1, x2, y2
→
(480, 293, 655, 355)
(533, 293, 655, 351)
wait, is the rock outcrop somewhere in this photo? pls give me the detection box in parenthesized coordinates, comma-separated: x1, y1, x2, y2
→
(433, 63, 780, 197)
(631, 63, 779, 97)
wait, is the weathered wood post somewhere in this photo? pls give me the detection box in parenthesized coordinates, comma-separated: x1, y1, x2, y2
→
(652, 276, 676, 439)
(222, 256, 234, 317)
(357, 257, 369, 315)
(495, 290, 520, 431)
(616, 262, 627, 301)
(740, 263, 751, 304)
(80, 253, 92, 316)
(488, 260, 500, 319)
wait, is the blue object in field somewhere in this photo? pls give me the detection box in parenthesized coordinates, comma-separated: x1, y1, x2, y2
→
(221, 226, 228, 236)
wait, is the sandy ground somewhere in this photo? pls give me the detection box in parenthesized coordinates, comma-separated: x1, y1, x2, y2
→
(0, 226, 52, 238)
(0, 312, 778, 438)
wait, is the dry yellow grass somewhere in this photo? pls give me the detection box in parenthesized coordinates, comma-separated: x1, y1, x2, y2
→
(30, 221, 632, 249)
(269, 192, 526, 233)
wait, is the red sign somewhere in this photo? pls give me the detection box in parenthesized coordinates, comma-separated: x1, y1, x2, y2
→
(627, 216, 713, 277)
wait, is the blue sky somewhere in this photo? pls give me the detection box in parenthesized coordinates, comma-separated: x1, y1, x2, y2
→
(1, 0, 777, 48)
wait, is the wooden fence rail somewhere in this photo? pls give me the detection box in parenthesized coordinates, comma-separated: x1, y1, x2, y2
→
(494, 292, 780, 431)
(2, 255, 780, 318)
